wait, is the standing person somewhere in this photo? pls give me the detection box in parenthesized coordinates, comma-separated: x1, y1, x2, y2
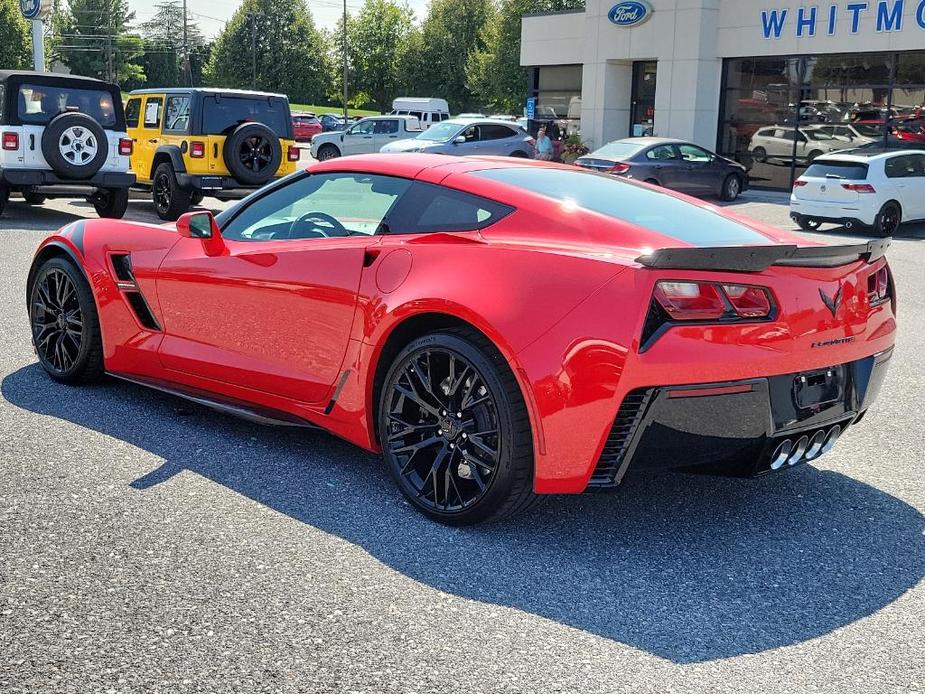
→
(534, 126, 554, 161)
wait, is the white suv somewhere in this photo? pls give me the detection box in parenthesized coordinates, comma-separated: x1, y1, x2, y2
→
(0, 70, 135, 218)
(790, 149, 925, 236)
(749, 125, 851, 164)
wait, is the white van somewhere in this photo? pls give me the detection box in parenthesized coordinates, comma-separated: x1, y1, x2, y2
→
(390, 97, 450, 129)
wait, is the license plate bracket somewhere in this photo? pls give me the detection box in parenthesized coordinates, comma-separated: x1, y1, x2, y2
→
(793, 367, 843, 410)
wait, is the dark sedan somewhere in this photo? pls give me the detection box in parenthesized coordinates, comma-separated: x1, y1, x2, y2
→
(574, 137, 748, 201)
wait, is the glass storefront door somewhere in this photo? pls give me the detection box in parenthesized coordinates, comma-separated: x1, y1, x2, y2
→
(631, 61, 657, 137)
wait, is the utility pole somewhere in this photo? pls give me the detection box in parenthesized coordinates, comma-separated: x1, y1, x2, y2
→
(247, 11, 261, 90)
(342, 0, 348, 122)
(182, 0, 191, 86)
(106, 0, 114, 82)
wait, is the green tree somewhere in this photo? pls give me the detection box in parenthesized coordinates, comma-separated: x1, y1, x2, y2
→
(56, 0, 145, 83)
(133, 0, 206, 89)
(348, 0, 414, 113)
(468, 0, 584, 113)
(0, 0, 32, 69)
(204, 0, 329, 103)
(411, 0, 493, 112)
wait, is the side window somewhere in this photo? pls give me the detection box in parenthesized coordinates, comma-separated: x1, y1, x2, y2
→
(479, 124, 516, 140)
(410, 111, 424, 122)
(163, 95, 191, 132)
(125, 98, 141, 129)
(678, 144, 711, 162)
(462, 125, 479, 142)
(221, 173, 411, 241)
(910, 154, 925, 177)
(885, 155, 915, 178)
(349, 120, 375, 135)
(385, 181, 514, 234)
(374, 119, 399, 134)
(645, 144, 677, 161)
(143, 97, 163, 128)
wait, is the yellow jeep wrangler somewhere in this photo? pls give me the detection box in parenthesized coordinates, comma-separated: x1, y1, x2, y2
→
(125, 88, 299, 220)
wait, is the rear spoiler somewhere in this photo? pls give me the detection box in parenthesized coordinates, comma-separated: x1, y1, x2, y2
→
(635, 238, 890, 272)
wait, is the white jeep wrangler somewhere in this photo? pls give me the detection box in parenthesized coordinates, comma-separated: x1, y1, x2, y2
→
(0, 70, 135, 218)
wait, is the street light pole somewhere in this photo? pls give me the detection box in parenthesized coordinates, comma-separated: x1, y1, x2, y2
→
(247, 11, 260, 90)
(182, 0, 191, 86)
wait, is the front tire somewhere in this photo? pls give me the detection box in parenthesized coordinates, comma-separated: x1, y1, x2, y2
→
(0, 184, 8, 216)
(93, 187, 129, 219)
(316, 144, 340, 161)
(152, 162, 191, 221)
(23, 190, 46, 205)
(720, 174, 742, 201)
(751, 146, 767, 163)
(29, 257, 104, 384)
(378, 328, 537, 525)
(872, 201, 901, 237)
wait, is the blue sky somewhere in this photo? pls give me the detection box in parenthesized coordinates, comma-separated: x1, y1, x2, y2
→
(130, 0, 431, 37)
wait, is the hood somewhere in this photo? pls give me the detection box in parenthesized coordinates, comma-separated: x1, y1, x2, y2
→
(380, 138, 439, 153)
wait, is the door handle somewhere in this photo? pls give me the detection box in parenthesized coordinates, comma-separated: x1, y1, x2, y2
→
(148, 139, 158, 144)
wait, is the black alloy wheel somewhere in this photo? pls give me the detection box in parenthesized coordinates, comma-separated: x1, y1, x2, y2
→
(379, 330, 537, 525)
(873, 201, 901, 237)
(240, 135, 273, 174)
(152, 162, 191, 221)
(30, 258, 103, 383)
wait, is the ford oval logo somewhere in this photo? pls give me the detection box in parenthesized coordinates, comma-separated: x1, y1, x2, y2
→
(608, 1, 653, 27)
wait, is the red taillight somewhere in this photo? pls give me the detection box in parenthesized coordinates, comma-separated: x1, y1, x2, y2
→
(118, 137, 133, 156)
(653, 281, 727, 321)
(842, 183, 876, 193)
(287, 144, 300, 162)
(526, 137, 536, 147)
(189, 141, 205, 158)
(722, 284, 773, 318)
(793, 179, 808, 187)
(653, 281, 774, 321)
(2, 132, 18, 150)
(611, 162, 631, 175)
(868, 265, 891, 304)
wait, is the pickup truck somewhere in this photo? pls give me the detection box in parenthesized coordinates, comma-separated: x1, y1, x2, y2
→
(310, 115, 423, 160)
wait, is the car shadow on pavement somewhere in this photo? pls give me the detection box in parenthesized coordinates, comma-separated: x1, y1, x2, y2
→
(0, 201, 84, 230)
(3, 364, 923, 665)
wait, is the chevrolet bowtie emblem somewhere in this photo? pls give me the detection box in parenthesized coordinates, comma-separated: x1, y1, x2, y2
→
(819, 285, 843, 318)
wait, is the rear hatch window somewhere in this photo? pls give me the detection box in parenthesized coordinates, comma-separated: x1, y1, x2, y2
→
(471, 167, 771, 246)
(202, 96, 291, 137)
(803, 160, 869, 180)
(17, 84, 119, 128)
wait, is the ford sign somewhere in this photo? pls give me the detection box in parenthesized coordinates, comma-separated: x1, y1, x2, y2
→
(608, 1, 653, 27)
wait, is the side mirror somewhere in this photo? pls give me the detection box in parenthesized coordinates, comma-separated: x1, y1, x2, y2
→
(454, 135, 466, 145)
(176, 211, 225, 256)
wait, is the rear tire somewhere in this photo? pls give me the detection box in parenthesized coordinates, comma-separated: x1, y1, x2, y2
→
(190, 191, 204, 206)
(0, 184, 8, 216)
(807, 149, 823, 163)
(644, 178, 660, 186)
(720, 174, 742, 201)
(510, 150, 528, 158)
(795, 215, 822, 231)
(29, 257, 104, 384)
(316, 144, 340, 161)
(23, 190, 46, 205)
(93, 187, 129, 219)
(152, 162, 191, 221)
(872, 201, 901, 238)
(378, 327, 538, 525)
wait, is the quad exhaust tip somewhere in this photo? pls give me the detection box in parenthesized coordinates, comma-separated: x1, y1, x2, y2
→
(769, 425, 842, 471)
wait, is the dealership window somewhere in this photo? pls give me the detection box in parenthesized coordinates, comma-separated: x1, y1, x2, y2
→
(529, 65, 582, 137)
(719, 52, 925, 190)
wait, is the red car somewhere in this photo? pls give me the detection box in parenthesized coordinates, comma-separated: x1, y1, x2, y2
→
(291, 112, 322, 142)
(26, 155, 896, 524)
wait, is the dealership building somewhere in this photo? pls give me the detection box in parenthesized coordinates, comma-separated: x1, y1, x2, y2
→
(521, 0, 925, 188)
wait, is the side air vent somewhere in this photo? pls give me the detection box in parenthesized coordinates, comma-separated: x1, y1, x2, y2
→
(111, 253, 135, 282)
(587, 388, 653, 488)
(124, 291, 161, 331)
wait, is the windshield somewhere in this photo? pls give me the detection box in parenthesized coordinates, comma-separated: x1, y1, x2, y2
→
(17, 84, 117, 128)
(854, 124, 883, 137)
(470, 168, 772, 246)
(587, 141, 645, 160)
(416, 121, 461, 141)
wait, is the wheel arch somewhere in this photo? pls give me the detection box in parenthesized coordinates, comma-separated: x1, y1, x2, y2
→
(367, 310, 541, 453)
(26, 239, 89, 312)
(150, 145, 186, 179)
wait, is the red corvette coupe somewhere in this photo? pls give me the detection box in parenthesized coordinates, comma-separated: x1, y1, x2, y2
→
(26, 154, 896, 524)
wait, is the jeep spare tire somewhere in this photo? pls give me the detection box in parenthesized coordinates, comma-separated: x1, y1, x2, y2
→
(223, 122, 282, 186)
(41, 112, 108, 180)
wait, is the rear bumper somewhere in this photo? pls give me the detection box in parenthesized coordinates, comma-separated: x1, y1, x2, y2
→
(790, 198, 876, 226)
(173, 174, 275, 197)
(587, 349, 893, 489)
(1, 168, 135, 189)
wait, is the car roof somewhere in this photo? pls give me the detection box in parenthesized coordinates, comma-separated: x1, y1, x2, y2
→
(442, 118, 525, 127)
(308, 153, 566, 181)
(611, 137, 687, 146)
(0, 69, 108, 83)
(128, 87, 288, 99)
(815, 148, 925, 161)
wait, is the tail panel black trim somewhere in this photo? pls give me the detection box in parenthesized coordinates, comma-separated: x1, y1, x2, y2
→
(587, 388, 653, 488)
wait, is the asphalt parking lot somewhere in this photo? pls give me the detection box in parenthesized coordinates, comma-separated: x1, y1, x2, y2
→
(1, 192, 923, 693)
